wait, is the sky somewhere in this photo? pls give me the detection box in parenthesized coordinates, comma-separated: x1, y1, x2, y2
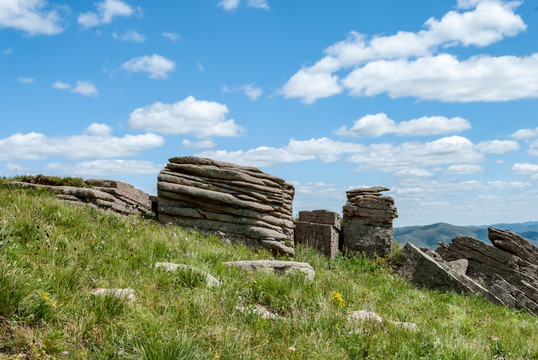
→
(1, 0, 538, 227)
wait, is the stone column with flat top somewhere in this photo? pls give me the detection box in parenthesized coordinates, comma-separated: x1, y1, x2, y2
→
(342, 186, 397, 258)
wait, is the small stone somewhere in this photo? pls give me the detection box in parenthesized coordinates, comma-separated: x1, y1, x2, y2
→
(224, 260, 315, 281)
(154, 262, 221, 287)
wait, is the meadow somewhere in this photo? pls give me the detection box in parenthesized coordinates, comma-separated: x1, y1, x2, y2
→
(0, 183, 536, 359)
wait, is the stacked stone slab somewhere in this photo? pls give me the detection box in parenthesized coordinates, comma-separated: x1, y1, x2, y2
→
(435, 227, 538, 315)
(295, 210, 341, 258)
(342, 186, 398, 258)
(157, 156, 295, 256)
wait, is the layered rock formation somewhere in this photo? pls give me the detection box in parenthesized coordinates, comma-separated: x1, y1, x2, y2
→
(343, 187, 398, 258)
(10, 178, 153, 216)
(436, 227, 538, 315)
(157, 156, 295, 256)
(399, 227, 538, 315)
(295, 210, 341, 258)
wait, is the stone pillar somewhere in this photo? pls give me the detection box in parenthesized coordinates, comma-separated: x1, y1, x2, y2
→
(343, 186, 397, 258)
(295, 210, 341, 258)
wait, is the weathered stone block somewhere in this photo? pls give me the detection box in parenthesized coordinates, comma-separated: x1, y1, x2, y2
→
(295, 221, 340, 258)
(298, 210, 341, 230)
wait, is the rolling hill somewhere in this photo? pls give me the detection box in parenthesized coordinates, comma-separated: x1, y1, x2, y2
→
(394, 221, 538, 249)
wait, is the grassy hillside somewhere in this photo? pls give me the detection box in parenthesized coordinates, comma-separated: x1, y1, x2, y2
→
(394, 222, 538, 249)
(1, 184, 537, 359)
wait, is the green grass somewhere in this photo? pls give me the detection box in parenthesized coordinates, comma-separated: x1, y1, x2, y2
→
(0, 184, 537, 359)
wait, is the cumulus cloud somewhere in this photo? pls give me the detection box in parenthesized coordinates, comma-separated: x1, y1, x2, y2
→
(512, 126, 538, 140)
(52, 81, 70, 89)
(52, 80, 98, 97)
(280, 69, 342, 104)
(222, 83, 263, 101)
(218, 0, 240, 11)
(46, 159, 162, 176)
(197, 138, 366, 167)
(247, 0, 269, 10)
(72, 81, 98, 97)
(122, 54, 175, 79)
(83, 123, 112, 137)
(342, 54, 538, 102)
(444, 164, 484, 174)
(197, 135, 499, 173)
(113, 30, 145, 42)
(0, 0, 64, 35)
(529, 140, 538, 156)
(512, 163, 538, 180)
(128, 96, 245, 139)
(475, 139, 519, 154)
(0, 131, 164, 161)
(348, 136, 484, 173)
(335, 113, 471, 137)
(78, 0, 134, 28)
(280, 0, 529, 103)
(162, 32, 179, 41)
(218, 0, 269, 11)
(17, 77, 34, 83)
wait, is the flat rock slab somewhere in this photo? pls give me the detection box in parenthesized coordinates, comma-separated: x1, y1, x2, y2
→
(154, 262, 221, 287)
(348, 310, 418, 332)
(90, 288, 136, 301)
(298, 210, 341, 230)
(224, 260, 315, 281)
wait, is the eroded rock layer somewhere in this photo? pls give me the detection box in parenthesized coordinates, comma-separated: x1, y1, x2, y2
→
(435, 227, 538, 315)
(343, 187, 398, 258)
(157, 156, 295, 256)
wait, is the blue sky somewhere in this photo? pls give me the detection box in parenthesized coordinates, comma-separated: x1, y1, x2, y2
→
(1, 0, 538, 226)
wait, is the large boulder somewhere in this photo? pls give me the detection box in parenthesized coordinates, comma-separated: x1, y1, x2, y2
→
(342, 187, 397, 258)
(157, 157, 295, 256)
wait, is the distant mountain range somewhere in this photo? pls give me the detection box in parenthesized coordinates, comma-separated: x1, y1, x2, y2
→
(393, 221, 538, 250)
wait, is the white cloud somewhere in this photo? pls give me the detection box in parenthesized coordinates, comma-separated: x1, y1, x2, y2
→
(529, 140, 538, 156)
(182, 139, 217, 149)
(0, 131, 164, 161)
(280, 69, 342, 104)
(512, 126, 538, 140)
(512, 163, 538, 180)
(162, 32, 179, 41)
(52, 80, 98, 96)
(222, 83, 263, 101)
(114, 30, 145, 42)
(128, 96, 245, 138)
(281, 0, 528, 103)
(335, 113, 471, 137)
(394, 169, 434, 178)
(52, 81, 70, 89)
(122, 54, 175, 79)
(218, 0, 240, 11)
(247, 0, 269, 10)
(342, 54, 538, 102)
(83, 123, 112, 137)
(78, 0, 134, 28)
(348, 136, 484, 173)
(2, 48, 13, 55)
(197, 63, 204, 72)
(72, 81, 98, 97)
(17, 76, 34, 83)
(46, 159, 162, 176)
(444, 164, 484, 174)
(475, 139, 519, 154)
(0, 0, 63, 35)
(198, 138, 365, 167)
